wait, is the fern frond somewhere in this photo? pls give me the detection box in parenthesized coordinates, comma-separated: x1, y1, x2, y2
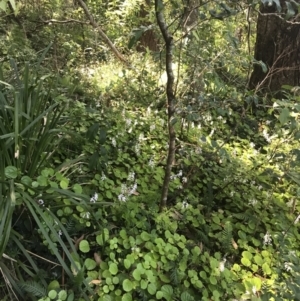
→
(19, 281, 46, 297)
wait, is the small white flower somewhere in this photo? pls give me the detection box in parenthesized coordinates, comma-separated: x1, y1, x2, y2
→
(135, 144, 140, 154)
(182, 201, 189, 209)
(127, 172, 135, 181)
(101, 173, 107, 181)
(126, 119, 132, 127)
(294, 214, 300, 224)
(148, 158, 155, 168)
(58, 230, 62, 236)
(284, 262, 293, 272)
(182, 177, 187, 183)
(138, 133, 144, 141)
(195, 147, 202, 154)
(249, 199, 258, 206)
(219, 258, 226, 272)
(263, 129, 272, 143)
(178, 170, 183, 177)
(250, 142, 255, 148)
(121, 184, 127, 194)
(263, 231, 272, 245)
(129, 182, 137, 195)
(111, 138, 117, 147)
(38, 199, 44, 206)
(118, 194, 127, 202)
(90, 193, 98, 203)
(82, 212, 91, 219)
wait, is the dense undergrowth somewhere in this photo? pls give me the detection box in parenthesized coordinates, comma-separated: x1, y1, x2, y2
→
(1, 1, 300, 300)
(1, 58, 300, 301)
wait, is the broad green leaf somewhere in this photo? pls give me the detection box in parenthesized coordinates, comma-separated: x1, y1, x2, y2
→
(48, 280, 60, 291)
(79, 240, 90, 253)
(122, 279, 133, 292)
(109, 262, 118, 275)
(9, 0, 16, 11)
(140, 231, 151, 241)
(73, 184, 82, 194)
(262, 262, 272, 275)
(147, 282, 157, 295)
(60, 178, 69, 189)
(242, 251, 253, 260)
(241, 257, 251, 267)
(122, 293, 132, 301)
(209, 276, 217, 285)
(132, 269, 141, 281)
(84, 258, 97, 270)
(48, 290, 57, 299)
(58, 290, 67, 301)
(279, 107, 290, 124)
(0, 0, 7, 11)
(181, 291, 194, 301)
(5, 166, 18, 179)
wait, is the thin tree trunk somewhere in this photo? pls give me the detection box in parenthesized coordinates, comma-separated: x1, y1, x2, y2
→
(76, 0, 128, 65)
(155, 0, 176, 210)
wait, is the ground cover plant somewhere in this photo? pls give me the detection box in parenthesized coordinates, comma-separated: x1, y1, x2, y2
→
(0, 0, 300, 300)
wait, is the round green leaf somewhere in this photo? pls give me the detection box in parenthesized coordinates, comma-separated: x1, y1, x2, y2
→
(147, 283, 157, 295)
(21, 175, 32, 186)
(141, 231, 151, 241)
(5, 166, 18, 179)
(241, 257, 251, 267)
(124, 258, 131, 269)
(242, 251, 253, 260)
(122, 293, 132, 301)
(79, 240, 90, 253)
(109, 262, 118, 275)
(47, 280, 60, 291)
(48, 290, 57, 300)
(58, 290, 67, 300)
(122, 279, 133, 292)
(209, 276, 217, 285)
(60, 178, 69, 189)
(161, 284, 173, 296)
(156, 291, 164, 299)
(132, 269, 141, 281)
(73, 184, 82, 194)
(84, 258, 97, 270)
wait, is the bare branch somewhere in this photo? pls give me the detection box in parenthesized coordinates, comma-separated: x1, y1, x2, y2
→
(76, 0, 128, 65)
(39, 18, 89, 25)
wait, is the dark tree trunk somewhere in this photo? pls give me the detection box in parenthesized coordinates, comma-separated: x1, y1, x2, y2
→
(249, 2, 300, 92)
(136, 0, 159, 52)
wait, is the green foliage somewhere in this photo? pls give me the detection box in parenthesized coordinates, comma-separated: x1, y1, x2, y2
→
(1, 1, 300, 301)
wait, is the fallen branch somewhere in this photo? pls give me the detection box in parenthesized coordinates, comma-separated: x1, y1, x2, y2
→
(76, 0, 128, 65)
(39, 18, 89, 25)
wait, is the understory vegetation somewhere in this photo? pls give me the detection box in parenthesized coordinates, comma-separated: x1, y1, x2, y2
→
(0, 0, 300, 300)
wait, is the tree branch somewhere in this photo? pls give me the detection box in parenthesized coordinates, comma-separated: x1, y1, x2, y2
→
(155, 1, 176, 210)
(76, 0, 128, 65)
(39, 18, 89, 25)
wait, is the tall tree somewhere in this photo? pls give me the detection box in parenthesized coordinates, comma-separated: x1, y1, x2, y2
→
(249, 0, 300, 93)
